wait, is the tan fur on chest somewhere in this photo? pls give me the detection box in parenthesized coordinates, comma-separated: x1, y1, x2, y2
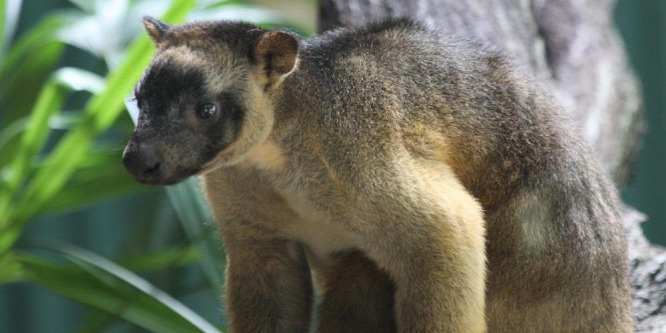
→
(243, 140, 288, 171)
(242, 141, 358, 265)
(279, 191, 357, 266)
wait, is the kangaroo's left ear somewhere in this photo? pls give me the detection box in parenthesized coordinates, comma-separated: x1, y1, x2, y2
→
(143, 16, 170, 45)
(252, 30, 299, 89)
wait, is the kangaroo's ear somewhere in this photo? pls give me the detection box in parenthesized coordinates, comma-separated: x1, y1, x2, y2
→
(252, 31, 299, 89)
(142, 16, 170, 45)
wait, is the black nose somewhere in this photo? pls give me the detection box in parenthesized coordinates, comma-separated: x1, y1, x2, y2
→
(122, 145, 162, 179)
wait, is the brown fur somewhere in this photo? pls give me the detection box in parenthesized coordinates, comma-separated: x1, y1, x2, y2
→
(125, 18, 634, 332)
(315, 251, 396, 333)
(253, 31, 299, 90)
(143, 16, 169, 44)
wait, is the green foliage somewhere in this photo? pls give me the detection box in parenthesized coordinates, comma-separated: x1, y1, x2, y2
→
(0, 0, 197, 254)
(0, 0, 5, 55)
(166, 179, 226, 297)
(0, 16, 66, 128)
(0, 0, 301, 331)
(19, 244, 220, 333)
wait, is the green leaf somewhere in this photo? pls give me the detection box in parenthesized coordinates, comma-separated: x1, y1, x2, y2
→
(0, 252, 24, 283)
(166, 179, 225, 297)
(0, 0, 5, 59)
(0, 15, 63, 75)
(73, 308, 118, 333)
(118, 246, 198, 272)
(36, 148, 154, 215)
(0, 79, 66, 223)
(0, 68, 105, 226)
(0, 16, 65, 124)
(0, 116, 28, 168)
(17, 0, 196, 216)
(0, 0, 197, 254)
(19, 245, 221, 333)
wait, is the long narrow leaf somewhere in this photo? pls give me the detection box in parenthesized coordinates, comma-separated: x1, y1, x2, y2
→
(17, 0, 195, 216)
(0, 116, 28, 170)
(0, 16, 65, 124)
(0, 0, 5, 58)
(0, 15, 62, 76)
(1, 0, 196, 254)
(61, 245, 221, 333)
(0, 252, 23, 283)
(0, 116, 28, 150)
(19, 246, 221, 333)
(166, 179, 225, 297)
(73, 308, 118, 333)
(0, 81, 65, 225)
(3, 81, 65, 187)
(118, 245, 198, 272)
(0, 68, 105, 218)
(35, 150, 153, 215)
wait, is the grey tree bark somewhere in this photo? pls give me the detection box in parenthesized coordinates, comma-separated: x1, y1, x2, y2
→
(318, 1, 664, 331)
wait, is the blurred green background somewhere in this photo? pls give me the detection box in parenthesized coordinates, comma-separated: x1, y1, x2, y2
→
(0, 0, 662, 332)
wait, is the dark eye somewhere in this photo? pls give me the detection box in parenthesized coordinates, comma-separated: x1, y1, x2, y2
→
(196, 103, 217, 119)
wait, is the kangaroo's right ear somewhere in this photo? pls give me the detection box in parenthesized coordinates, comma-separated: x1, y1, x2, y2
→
(142, 16, 170, 45)
(251, 30, 299, 90)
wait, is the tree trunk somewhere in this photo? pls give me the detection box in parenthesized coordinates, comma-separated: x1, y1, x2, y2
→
(319, 1, 664, 331)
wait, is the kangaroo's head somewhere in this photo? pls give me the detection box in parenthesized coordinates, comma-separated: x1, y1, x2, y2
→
(123, 17, 299, 185)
